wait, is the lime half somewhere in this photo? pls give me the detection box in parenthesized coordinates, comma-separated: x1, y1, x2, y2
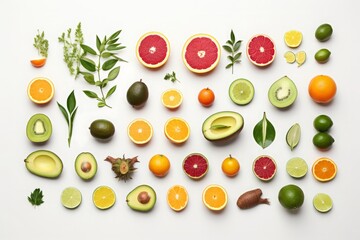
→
(313, 193, 333, 213)
(284, 51, 296, 63)
(296, 51, 306, 67)
(229, 78, 255, 105)
(286, 157, 308, 178)
(61, 187, 82, 209)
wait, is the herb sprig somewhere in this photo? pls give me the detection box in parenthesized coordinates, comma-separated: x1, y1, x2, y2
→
(33, 30, 49, 58)
(28, 188, 44, 207)
(223, 30, 242, 74)
(164, 71, 180, 83)
(79, 30, 126, 108)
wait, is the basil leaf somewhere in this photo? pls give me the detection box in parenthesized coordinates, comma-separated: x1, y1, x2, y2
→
(107, 66, 120, 80)
(102, 59, 118, 70)
(253, 112, 276, 149)
(66, 90, 76, 113)
(80, 44, 97, 55)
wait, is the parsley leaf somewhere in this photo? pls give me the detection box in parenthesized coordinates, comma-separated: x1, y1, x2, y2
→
(28, 188, 44, 206)
(164, 71, 180, 83)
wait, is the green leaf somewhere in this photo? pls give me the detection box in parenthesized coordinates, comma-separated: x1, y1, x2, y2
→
(234, 40, 242, 52)
(222, 45, 233, 53)
(106, 85, 117, 98)
(226, 40, 233, 45)
(227, 55, 234, 62)
(286, 123, 301, 150)
(28, 188, 44, 206)
(102, 59, 118, 70)
(234, 52, 242, 61)
(95, 81, 102, 86)
(98, 101, 106, 108)
(230, 30, 235, 43)
(80, 44, 97, 55)
(101, 52, 112, 58)
(108, 38, 119, 45)
(107, 45, 125, 51)
(101, 79, 109, 88)
(83, 73, 95, 85)
(80, 57, 96, 72)
(57, 102, 69, 125)
(107, 66, 120, 80)
(96, 35, 101, 51)
(68, 107, 78, 147)
(109, 30, 121, 40)
(83, 90, 99, 99)
(66, 90, 76, 113)
(253, 112, 276, 149)
(225, 63, 233, 69)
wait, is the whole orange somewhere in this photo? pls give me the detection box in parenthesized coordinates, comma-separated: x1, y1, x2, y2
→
(308, 75, 337, 104)
(198, 88, 215, 107)
(148, 154, 171, 177)
(221, 155, 240, 177)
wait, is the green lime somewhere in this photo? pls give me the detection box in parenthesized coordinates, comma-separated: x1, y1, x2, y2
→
(286, 123, 301, 151)
(229, 78, 255, 105)
(61, 187, 82, 209)
(284, 51, 296, 63)
(313, 114, 333, 132)
(313, 132, 334, 149)
(286, 157, 308, 178)
(313, 193, 333, 213)
(315, 23, 333, 42)
(315, 49, 331, 63)
(278, 184, 304, 210)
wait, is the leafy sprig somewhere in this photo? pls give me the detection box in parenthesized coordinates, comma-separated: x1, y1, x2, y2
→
(33, 30, 49, 58)
(223, 30, 242, 74)
(164, 71, 180, 83)
(57, 90, 78, 147)
(28, 188, 44, 207)
(58, 22, 84, 78)
(79, 30, 126, 108)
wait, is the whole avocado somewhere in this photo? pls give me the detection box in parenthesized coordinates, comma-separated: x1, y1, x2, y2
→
(315, 23, 333, 42)
(89, 119, 115, 140)
(126, 79, 149, 108)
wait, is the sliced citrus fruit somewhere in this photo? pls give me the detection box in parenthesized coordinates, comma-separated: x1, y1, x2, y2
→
(136, 32, 170, 68)
(313, 193, 333, 213)
(229, 78, 255, 105)
(284, 51, 296, 63)
(27, 77, 55, 104)
(182, 33, 221, 74)
(296, 51, 306, 67)
(246, 34, 276, 67)
(127, 118, 153, 145)
(202, 184, 228, 211)
(164, 117, 190, 144)
(161, 88, 183, 109)
(167, 185, 189, 212)
(183, 153, 208, 179)
(253, 155, 277, 181)
(286, 157, 308, 178)
(92, 186, 116, 210)
(284, 30, 303, 48)
(30, 57, 47, 68)
(312, 157, 337, 182)
(61, 187, 82, 209)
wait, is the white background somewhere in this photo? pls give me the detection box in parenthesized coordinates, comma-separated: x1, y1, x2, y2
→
(1, 0, 359, 239)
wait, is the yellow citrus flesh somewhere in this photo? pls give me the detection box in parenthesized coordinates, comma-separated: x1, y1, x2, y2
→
(167, 185, 189, 212)
(164, 117, 190, 144)
(127, 118, 153, 145)
(284, 30, 303, 48)
(296, 51, 306, 66)
(27, 77, 54, 104)
(202, 184, 228, 211)
(161, 89, 183, 109)
(92, 186, 116, 210)
(284, 51, 296, 63)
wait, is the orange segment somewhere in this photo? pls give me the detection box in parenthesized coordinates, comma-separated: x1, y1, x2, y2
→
(27, 77, 54, 104)
(312, 157, 337, 182)
(127, 118, 153, 145)
(92, 186, 116, 210)
(202, 184, 228, 211)
(161, 89, 183, 109)
(164, 117, 190, 144)
(167, 185, 189, 212)
(30, 58, 47, 68)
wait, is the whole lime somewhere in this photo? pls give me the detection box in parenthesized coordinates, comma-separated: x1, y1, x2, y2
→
(313, 114, 333, 132)
(314, 49, 331, 63)
(278, 184, 304, 209)
(313, 132, 334, 149)
(315, 23, 333, 42)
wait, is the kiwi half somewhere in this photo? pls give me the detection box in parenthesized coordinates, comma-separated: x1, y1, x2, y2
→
(268, 76, 297, 108)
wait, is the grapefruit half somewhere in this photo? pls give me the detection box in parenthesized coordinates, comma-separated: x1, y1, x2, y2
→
(246, 34, 276, 67)
(182, 34, 221, 74)
(136, 32, 170, 68)
(183, 153, 209, 180)
(253, 155, 277, 181)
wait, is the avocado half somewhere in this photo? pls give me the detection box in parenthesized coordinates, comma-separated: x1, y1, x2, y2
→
(75, 152, 97, 180)
(126, 185, 156, 212)
(202, 111, 244, 144)
(24, 150, 63, 178)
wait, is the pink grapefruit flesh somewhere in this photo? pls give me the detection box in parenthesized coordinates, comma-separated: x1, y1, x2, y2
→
(182, 34, 221, 74)
(136, 32, 170, 68)
(246, 34, 276, 67)
(183, 153, 209, 179)
(253, 155, 277, 181)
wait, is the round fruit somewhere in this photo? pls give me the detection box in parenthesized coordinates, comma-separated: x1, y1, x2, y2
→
(286, 157, 308, 178)
(30, 57, 46, 68)
(308, 75, 337, 104)
(167, 185, 189, 212)
(268, 76, 297, 108)
(278, 184, 304, 210)
(284, 51, 296, 64)
(313, 193, 333, 213)
(27, 77, 55, 104)
(127, 118, 153, 145)
(284, 30, 303, 48)
(221, 154, 240, 177)
(126, 79, 149, 108)
(198, 88, 215, 107)
(202, 184, 228, 211)
(148, 154, 171, 177)
(61, 187, 82, 209)
(253, 155, 277, 181)
(312, 132, 334, 149)
(246, 34, 276, 67)
(312, 157, 337, 182)
(295, 51, 306, 67)
(182, 33, 221, 74)
(183, 153, 209, 179)
(228, 78, 255, 105)
(92, 186, 116, 210)
(136, 32, 170, 68)
(164, 117, 190, 144)
(315, 23, 333, 42)
(89, 119, 115, 140)
(313, 114, 333, 132)
(26, 113, 52, 143)
(315, 49, 331, 63)
(161, 89, 183, 109)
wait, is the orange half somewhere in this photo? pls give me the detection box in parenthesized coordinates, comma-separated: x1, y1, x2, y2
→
(161, 89, 183, 109)
(127, 118, 153, 145)
(164, 117, 190, 144)
(27, 77, 54, 104)
(167, 185, 189, 212)
(202, 184, 228, 211)
(312, 157, 337, 182)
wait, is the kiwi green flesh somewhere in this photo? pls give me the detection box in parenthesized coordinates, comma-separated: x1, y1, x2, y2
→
(26, 113, 52, 143)
(268, 76, 298, 108)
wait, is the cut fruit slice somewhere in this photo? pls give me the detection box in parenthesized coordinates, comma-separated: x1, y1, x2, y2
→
(27, 77, 55, 104)
(92, 186, 116, 210)
(61, 187, 82, 209)
(127, 118, 153, 145)
(202, 184, 228, 211)
(167, 185, 189, 212)
(246, 34, 276, 67)
(286, 123, 301, 150)
(164, 117, 190, 144)
(161, 88, 183, 109)
(182, 34, 221, 74)
(313, 193, 333, 213)
(284, 51, 296, 63)
(268, 75, 298, 108)
(30, 57, 47, 68)
(312, 157, 337, 182)
(253, 155, 277, 181)
(296, 51, 306, 67)
(229, 78, 255, 105)
(286, 157, 308, 178)
(136, 32, 170, 68)
(284, 30, 303, 48)
(183, 153, 209, 179)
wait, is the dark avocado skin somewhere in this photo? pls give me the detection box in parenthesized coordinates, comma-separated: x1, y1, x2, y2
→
(89, 119, 115, 140)
(126, 80, 149, 107)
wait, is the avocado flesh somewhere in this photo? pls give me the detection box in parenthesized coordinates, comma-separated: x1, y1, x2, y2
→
(26, 114, 52, 143)
(75, 152, 97, 180)
(126, 185, 156, 212)
(24, 150, 63, 178)
(268, 76, 297, 108)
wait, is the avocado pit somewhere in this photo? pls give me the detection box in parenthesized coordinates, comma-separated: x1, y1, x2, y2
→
(137, 191, 151, 204)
